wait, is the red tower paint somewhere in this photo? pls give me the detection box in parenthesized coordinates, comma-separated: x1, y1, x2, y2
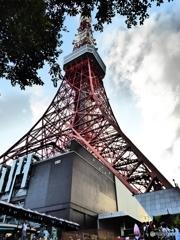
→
(0, 15, 172, 194)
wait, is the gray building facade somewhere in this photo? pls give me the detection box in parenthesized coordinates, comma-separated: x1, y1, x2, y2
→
(24, 140, 117, 229)
(135, 187, 180, 219)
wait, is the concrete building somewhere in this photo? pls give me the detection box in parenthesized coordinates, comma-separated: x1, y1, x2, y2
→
(0, 140, 152, 235)
(135, 187, 180, 219)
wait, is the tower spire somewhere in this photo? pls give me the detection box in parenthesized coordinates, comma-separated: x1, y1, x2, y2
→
(72, 12, 96, 51)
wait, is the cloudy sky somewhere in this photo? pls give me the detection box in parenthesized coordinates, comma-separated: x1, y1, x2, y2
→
(0, 0, 180, 188)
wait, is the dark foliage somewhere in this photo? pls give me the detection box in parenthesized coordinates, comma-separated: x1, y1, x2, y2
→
(153, 213, 180, 228)
(0, 0, 172, 89)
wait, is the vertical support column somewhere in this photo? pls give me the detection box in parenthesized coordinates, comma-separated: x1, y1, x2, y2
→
(5, 160, 17, 193)
(120, 221, 126, 236)
(21, 154, 33, 188)
(0, 166, 8, 193)
(7, 156, 24, 202)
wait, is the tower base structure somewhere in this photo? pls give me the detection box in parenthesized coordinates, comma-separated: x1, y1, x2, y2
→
(0, 140, 151, 234)
(0, 140, 180, 234)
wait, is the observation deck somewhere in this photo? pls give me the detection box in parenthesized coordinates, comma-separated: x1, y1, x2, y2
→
(63, 44, 106, 78)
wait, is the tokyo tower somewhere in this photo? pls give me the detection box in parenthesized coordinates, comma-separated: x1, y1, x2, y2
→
(0, 13, 172, 194)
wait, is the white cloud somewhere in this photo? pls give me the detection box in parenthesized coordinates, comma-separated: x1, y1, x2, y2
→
(0, 90, 32, 153)
(28, 86, 49, 124)
(96, 2, 180, 185)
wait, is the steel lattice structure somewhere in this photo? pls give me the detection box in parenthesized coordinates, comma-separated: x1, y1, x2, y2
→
(0, 15, 172, 194)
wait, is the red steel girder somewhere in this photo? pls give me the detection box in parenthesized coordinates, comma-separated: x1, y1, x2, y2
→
(0, 52, 173, 194)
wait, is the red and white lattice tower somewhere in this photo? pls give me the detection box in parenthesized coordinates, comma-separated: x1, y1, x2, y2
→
(0, 14, 173, 194)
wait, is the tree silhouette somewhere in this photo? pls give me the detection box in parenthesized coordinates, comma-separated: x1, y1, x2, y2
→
(0, 0, 172, 89)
